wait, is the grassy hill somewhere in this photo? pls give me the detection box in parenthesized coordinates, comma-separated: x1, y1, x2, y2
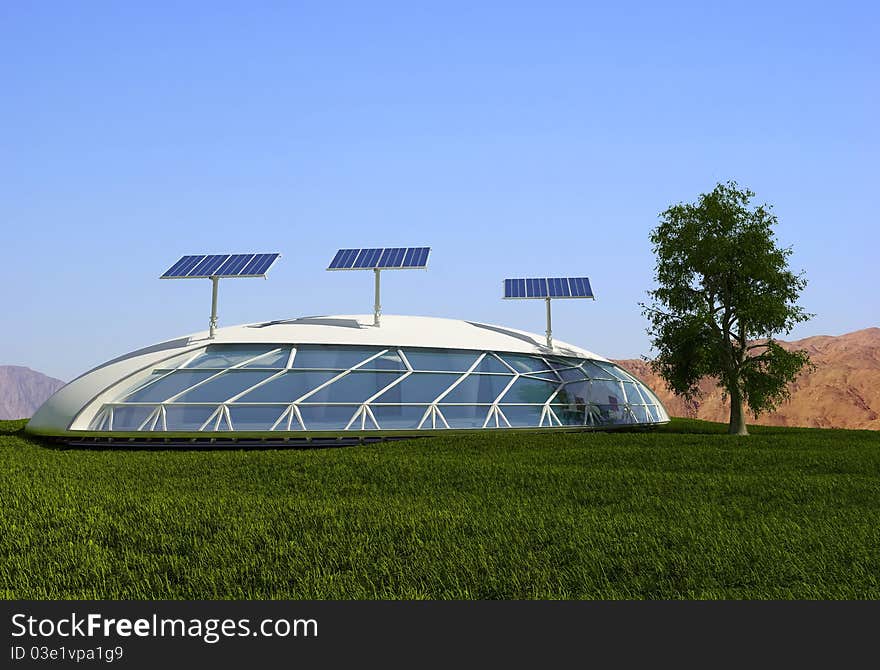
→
(2, 418, 878, 599)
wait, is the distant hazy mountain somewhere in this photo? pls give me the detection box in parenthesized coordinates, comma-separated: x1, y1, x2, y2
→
(615, 327, 880, 431)
(0, 366, 66, 420)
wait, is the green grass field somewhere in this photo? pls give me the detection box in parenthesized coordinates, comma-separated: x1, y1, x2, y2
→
(1, 418, 878, 599)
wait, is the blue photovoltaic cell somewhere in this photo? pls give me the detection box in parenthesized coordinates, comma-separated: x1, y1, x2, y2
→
(504, 277, 594, 299)
(526, 278, 547, 298)
(161, 255, 202, 278)
(326, 247, 431, 270)
(216, 254, 254, 275)
(329, 249, 359, 269)
(548, 277, 571, 297)
(161, 253, 280, 279)
(409, 247, 430, 267)
(504, 278, 526, 298)
(191, 254, 230, 277)
(241, 253, 280, 276)
(570, 277, 593, 297)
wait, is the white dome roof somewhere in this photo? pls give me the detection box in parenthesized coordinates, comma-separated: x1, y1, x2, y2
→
(28, 314, 617, 435)
(205, 314, 608, 360)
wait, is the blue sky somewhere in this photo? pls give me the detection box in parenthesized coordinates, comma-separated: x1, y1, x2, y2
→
(2, 1, 877, 381)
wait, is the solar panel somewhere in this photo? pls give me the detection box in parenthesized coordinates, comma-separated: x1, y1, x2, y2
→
(327, 247, 431, 271)
(161, 253, 281, 279)
(503, 277, 594, 299)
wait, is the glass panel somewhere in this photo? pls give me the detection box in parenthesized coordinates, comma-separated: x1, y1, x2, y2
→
(185, 345, 280, 369)
(403, 348, 479, 372)
(520, 371, 561, 381)
(372, 373, 459, 403)
(115, 371, 166, 398)
(592, 404, 627, 424)
(292, 346, 380, 369)
(547, 357, 586, 370)
(554, 382, 587, 407)
(499, 354, 553, 374)
(557, 367, 587, 382)
(636, 381, 663, 407)
(550, 403, 587, 426)
(471, 354, 513, 374)
(438, 374, 512, 403)
(174, 370, 275, 402)
(622, 382, 645, 404)
(354, 350, 407, 370)
(234, 371, 338, 403)
(164, 406, 218, 431)
(498, 405, 544, 428)
(646, 404, 660, 422)
(589, 379, 623, 406)
(229, 405, 287, 431)
(632, 405, 650, 423)
(581, 360, 615, 380)
(109, 406, 155, 431)
(439, 405, 490, 428)
(297, 405, 360, 431)
(500, 377, 560, 404)
(302, 371, 404, 403)
(592, 360, 634, 382)
(370, 405, 430, 430)
(150, 350, 206, 371)
(123, 370, 217, 402)
(242, 348, 291, 368)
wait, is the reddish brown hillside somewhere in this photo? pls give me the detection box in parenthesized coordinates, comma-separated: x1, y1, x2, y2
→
(614, 327, 880, 430)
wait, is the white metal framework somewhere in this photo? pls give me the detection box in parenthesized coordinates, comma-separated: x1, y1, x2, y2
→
(84, 343, 667, 434)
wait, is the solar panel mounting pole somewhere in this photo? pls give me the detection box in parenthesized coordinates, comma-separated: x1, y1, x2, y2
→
(502, 276, 594, 351)
(373, 268, 382, 327)
(160, 253, 282, 340)
(545, 297, 553, 349)
(209, 276, 220, 339)
(326, 247, 431, 328)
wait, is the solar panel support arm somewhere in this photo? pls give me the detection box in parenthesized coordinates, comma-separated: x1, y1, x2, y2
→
(209, 276, 220, 338)
(373, 268, 382, 327)
(545, 297, 553, 349)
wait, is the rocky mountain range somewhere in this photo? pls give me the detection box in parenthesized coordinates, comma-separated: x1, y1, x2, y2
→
(614, 327, 880, 431)
(0, 366, 66, 420)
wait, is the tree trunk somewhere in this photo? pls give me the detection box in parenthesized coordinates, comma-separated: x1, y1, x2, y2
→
(728, 385, 749, 436)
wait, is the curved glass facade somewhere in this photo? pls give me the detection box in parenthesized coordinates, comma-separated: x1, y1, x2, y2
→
(87, 344, 667, 433)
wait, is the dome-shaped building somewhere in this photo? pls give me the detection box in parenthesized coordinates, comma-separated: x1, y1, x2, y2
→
(27, 314, 669, 445)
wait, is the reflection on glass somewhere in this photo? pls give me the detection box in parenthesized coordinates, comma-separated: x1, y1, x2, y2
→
(110, 406, 155, 430)
(235, 371, 338, 403)
(124, 371, 216, 402)
(293, 346, 380, 369)
(186, 345, 279, 369)
(373, 373, 460, 403)
(164, 406, 217, 431)
(370, 405, 430, 430)
(403, 349, 479, 371)
(502, 377, 560, 404)
(439, 405, 490, 428)
(498, 405, 544, 427)
(303, 371, 404, 403)
(229, 405, 286, 431)
(298, 405, 360, 430)
(439, 375, 511, 403)
(174, 371, 275, 402)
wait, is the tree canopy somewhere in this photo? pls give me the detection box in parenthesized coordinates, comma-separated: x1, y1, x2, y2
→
(643, 181, 813, 435)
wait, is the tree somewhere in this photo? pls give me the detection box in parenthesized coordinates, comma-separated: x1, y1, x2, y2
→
(642, 181, 813, 435)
